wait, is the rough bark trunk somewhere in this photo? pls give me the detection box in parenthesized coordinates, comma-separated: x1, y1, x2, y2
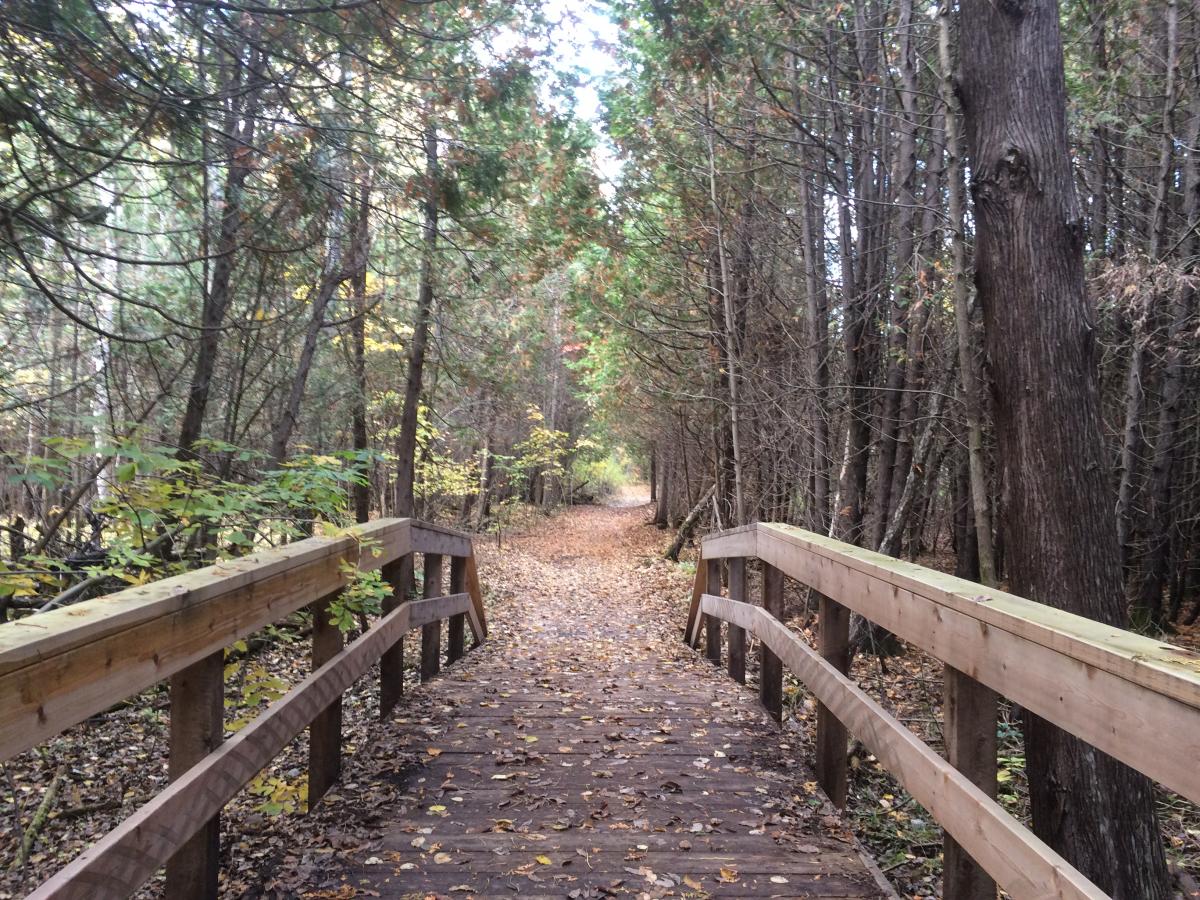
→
(655, 454, 671, 528)
(940, 1, 996, 585)
(958, 0, 1170, 894)
(350, 180, 371, 525)
(649, 444, 657, 503)
(393, 116, 439, 518)
(475, 432, 493, 530)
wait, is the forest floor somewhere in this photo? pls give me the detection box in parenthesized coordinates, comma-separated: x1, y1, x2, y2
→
(1, 494, 1197, 898)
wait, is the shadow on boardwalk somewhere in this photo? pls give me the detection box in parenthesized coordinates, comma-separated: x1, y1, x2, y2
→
(259, 501, 889, 898)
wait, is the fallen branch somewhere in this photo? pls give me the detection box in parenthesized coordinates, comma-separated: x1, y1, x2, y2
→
(665, 483, 716, 562)
(56, 799, 121, 821)
(11, 765, 65, 870)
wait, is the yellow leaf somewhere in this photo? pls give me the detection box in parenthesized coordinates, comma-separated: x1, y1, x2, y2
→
(536, 855, 552, 865)
(683, 875, 703, 889)
(717, 866, 739, 883)
(427, 747, 442, 757)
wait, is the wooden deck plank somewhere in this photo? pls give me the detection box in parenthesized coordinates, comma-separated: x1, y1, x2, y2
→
(268, 518, 888, 900)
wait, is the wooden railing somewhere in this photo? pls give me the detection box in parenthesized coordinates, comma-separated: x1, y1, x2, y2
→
(685, 522, 1200, 900)
(0, 517, 488, 900)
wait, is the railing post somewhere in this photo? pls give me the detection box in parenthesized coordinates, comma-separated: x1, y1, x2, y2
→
(308, 591, 344, 807)
(421, 553, 443, 681)
(726, 556, 746, 683)
(816, 593, 850, 807)
(165, 650, 223, 900)
(380, 553, 412, 717)
(447, 555, 467, 664)
(943, 665, 999, 900)
(704, 558, 723, 665)
(758, 562, 784, 722)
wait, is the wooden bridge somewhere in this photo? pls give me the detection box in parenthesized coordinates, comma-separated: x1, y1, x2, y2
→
(2, 517, 1199, 898)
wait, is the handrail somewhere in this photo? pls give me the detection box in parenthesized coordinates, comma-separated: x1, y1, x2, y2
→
(686, 522, 1200, 900)
(0, 517, 488, 899)
(699, 595, 1100, 899)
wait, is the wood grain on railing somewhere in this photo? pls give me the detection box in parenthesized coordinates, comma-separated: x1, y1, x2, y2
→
(0, 518, 487, 900)
(30, 593, 475, 900)
(688, 522, 1200, 900)
(697, 593, 1104, 900)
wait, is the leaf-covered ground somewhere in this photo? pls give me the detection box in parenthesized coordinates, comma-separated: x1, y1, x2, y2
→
(248, 493, 889, 898)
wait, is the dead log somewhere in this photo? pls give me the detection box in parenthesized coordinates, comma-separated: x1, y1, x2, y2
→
(664, 483, 716, 562)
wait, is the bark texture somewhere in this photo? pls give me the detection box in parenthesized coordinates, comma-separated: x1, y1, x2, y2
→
(393, 117, 439, 518)
(958, 0, 1169, 895)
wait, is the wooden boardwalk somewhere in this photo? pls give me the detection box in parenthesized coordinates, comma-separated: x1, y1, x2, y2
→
(13, 506, 1200, 898)
(280, 507, 888, 898)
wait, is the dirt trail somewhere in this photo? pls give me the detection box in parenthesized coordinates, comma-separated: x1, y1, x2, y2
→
(263, 500, 887, 898)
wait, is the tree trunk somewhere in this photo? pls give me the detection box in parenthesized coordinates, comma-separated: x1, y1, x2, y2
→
(349, 180, 372, 525)
(868, 0, 919, 550)
(799, 145, 830, 533)
(878, 365, 951, 558)
(269, 239, 346, 464)
(1135, 35, 1200, 623)
(939, 1, 996, 585)
(649, 444, 657, 502)
(475, 432, 493, 530)
(655, 455, 671, 528)
(705, 85, 746, 526)
(393, 115, 439, 518)
(178, 45, 259, 457)
(958, 0, 1170, 894)
(828, 28, 871, 546)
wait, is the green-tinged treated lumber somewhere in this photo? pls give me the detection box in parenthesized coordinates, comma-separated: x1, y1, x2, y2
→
(308, 591, 344, 807)
(758, 562, 783, 722)
(421, 553, 443, 682)
(726, 556, 746, 684)
(697, 594, 1104, 900)
(447, 555, 467, 663)
(704, 558, 722, 666)
(943, 664, 999, 900)
(700, 523, 1200, 806)
(0, 519, 478, 763)
(379, 553, 412, 717)
(815, 592, 849, 807)
(165, 650, 223, 900)
(684, 561, 707, 647)
(755, 523, 1200, 708)
(27, 591, 475, 900)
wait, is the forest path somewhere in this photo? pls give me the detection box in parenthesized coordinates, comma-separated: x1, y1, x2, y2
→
(268, 499, 887, 898)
